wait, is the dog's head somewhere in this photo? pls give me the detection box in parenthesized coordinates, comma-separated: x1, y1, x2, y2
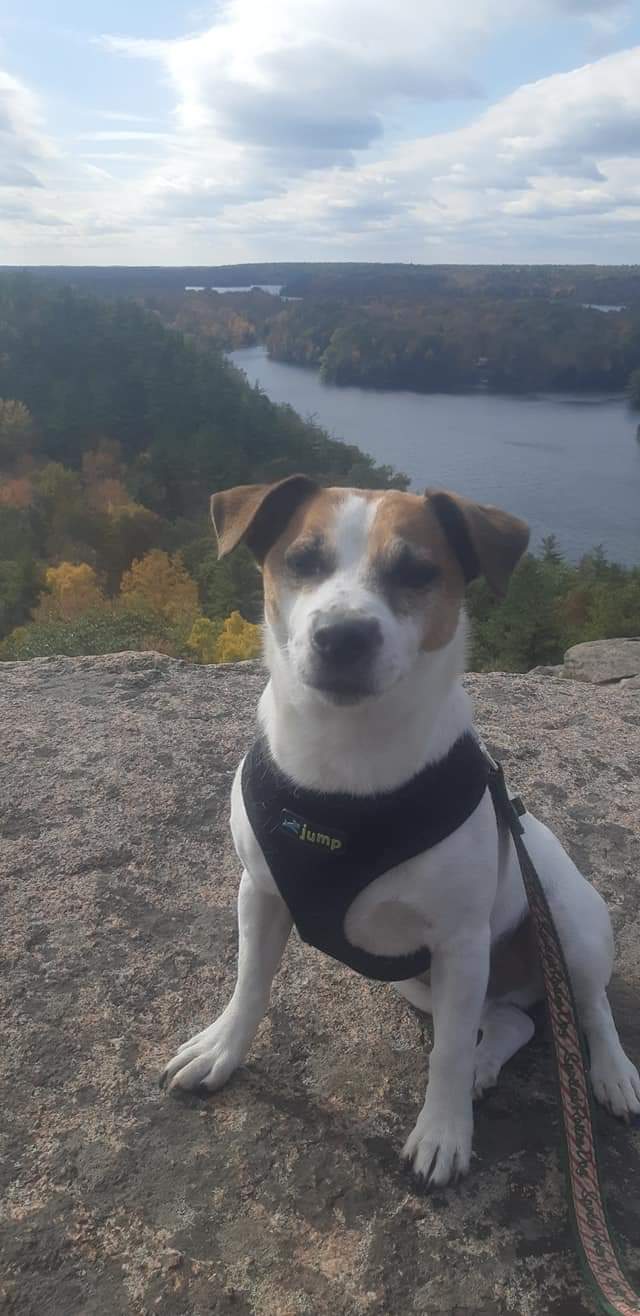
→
(211, 477, 529, 705)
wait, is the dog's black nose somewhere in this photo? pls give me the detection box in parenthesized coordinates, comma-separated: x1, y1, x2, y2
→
(312, 617, 382, 666)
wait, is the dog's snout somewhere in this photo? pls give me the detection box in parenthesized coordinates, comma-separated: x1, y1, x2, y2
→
(312, 616, 382, 666)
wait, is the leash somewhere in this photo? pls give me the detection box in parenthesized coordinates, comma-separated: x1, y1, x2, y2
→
(487, 758, 640, 1316)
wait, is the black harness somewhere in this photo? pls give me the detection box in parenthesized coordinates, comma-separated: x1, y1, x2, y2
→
(241, 733, 491, 981)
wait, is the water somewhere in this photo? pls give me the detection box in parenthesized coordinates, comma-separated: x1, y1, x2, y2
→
(185, 284, 283, 295)
(229, 345, 640, 564)
(581, 303, 625, 313)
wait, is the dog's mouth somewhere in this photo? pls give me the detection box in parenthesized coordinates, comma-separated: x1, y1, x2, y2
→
(303, 672, 378, 706)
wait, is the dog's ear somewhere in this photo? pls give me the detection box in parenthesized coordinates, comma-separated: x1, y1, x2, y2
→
(426, 488, 529, 597)
(210, 475, 319, 562)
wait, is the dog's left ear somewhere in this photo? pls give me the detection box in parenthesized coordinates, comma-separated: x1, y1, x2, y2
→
(426, 488, 529, 597)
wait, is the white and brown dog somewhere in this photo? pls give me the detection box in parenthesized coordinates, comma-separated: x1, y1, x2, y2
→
(161, 477, 640, 1187)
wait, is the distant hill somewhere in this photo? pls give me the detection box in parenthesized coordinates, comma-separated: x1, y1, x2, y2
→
(4, 262, 640, 305)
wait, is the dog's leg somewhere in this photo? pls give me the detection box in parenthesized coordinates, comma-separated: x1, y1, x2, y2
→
(403, 930, 490, 1187)
(392, 977, 432, 1013)
(160, 869, 292, 1092)
(580, 992, 640, 1119)
(472, 1002, 535, 1099)
(514, 814, 640, 1118)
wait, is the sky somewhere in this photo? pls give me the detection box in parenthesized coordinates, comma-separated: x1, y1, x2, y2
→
(1, 0, 640, 265)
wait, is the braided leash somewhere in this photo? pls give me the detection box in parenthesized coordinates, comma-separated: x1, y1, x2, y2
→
(488, 761, 640, 1316)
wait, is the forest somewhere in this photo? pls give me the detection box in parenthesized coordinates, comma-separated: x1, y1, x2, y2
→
(0, 275, 402, 663)
(9, 261, 640, 305)
(152, 289, 640, 395)
(0, 273, 638, 671)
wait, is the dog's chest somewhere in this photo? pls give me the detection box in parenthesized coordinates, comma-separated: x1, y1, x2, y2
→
(236, 734, 500, 980)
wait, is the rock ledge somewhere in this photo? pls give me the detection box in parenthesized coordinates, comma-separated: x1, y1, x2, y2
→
(1, 652, 640, 1316)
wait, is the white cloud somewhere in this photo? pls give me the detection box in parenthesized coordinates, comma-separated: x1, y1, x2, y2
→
(0, 70, 56, 188)
(235, 43, 640, 259)
(3, 2, 640, 261)
(77, 130, 170, 142)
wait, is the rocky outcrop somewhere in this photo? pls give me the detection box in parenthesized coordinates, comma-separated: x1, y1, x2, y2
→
(562, 638, 640, 685)
(2, 652, 640, 1316)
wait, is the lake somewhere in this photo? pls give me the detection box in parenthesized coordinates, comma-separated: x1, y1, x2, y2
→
(229, 345, 640, 565)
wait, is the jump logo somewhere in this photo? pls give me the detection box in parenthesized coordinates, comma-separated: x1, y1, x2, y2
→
(279, 809, 344, 853)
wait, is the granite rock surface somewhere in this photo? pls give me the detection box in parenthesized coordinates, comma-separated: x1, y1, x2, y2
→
(1, 652, 640, 1316)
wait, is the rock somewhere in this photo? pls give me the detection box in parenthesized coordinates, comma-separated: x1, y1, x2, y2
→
(527, 664, 564, 677)
(2, 651, 640, 1316)
(563, 637, 640, 684)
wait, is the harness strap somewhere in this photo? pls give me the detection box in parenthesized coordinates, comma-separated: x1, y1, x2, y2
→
(488, 760, 640, 1316)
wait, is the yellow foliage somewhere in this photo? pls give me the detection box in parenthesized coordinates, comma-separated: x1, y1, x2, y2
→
(186, 616, 220, 664)
(120, 549, 199, 625)
(215, 611, 262, 664)
(34, 562, 105, 621)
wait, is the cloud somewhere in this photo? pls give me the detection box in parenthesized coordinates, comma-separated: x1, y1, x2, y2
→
(103, 0, 516, 204)
(77, 131, 170, 142)
(0, 196, 70, 226)
(0, 70, 55, 189)
(95, 111, 161, 123)
(212, 42, 640, 261)
(4, 2, 640, 262)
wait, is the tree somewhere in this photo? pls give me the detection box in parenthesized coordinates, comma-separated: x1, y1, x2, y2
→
(540, 534, 564, 565)
(180, 537, 262, 622)
(0, 558, 41, 634)
(215, 611, 262, 663)
(468, 556, 569, 671)
(0, 605, 183, 661)
(186, 616, 221, 663)
(0, 476, 33, 508)
(119, 549, 200, 625)
(102, 503, 163, 590)
(0, 399, 34, 466)
(628, 367, 640, 408)
(33, 561, 105, 621)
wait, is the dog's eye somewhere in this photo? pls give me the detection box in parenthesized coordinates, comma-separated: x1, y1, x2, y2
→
(285, 543, 332, 579)
(384, 549, 441, 590)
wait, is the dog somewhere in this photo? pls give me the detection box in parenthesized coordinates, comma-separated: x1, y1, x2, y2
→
(161, 477, 640, 1187)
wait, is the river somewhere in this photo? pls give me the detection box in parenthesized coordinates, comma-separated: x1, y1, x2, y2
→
(229, 345, 640, 564)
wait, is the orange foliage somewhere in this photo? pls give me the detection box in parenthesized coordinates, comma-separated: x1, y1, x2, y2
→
(87, 477, 131, 514)
(0, 476, 33, 508)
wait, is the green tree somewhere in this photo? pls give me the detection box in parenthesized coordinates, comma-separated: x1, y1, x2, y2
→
(0, 399, 34, 466)
(1, 605, 185, 661)
(186, 616, 221, 663)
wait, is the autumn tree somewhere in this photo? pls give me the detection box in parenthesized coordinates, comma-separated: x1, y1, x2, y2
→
(119, 549, 199, 625)
(215, 611, 262, 663)
(0, 476, 33, 508)
(34, 562, 105, 622)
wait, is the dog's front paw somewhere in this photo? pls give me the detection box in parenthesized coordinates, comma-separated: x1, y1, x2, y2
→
(402, 1106, 472, 1187)
(160, 1015, 249, 1093)
(591, 1052, 640, 1121)
(472, 1046, 501, 1100)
